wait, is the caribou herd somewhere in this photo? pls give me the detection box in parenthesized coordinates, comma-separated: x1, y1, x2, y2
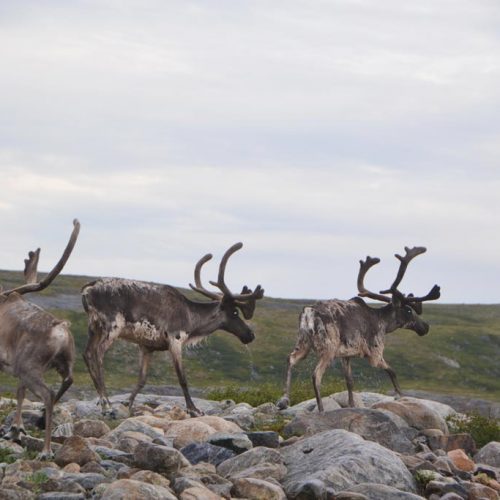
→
(0, 219, 440, 458)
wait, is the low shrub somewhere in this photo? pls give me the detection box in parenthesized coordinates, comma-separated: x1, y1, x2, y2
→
(0, 447, 16, 464)
(446, 412, 500, 448)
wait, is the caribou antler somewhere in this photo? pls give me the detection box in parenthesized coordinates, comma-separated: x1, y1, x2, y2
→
(3, 219, 80, 296)
(190, 243, 264, 306)
(23, 248, 41, 284)
(380, 246, 427, 294)
(357, 256, 391, 303)
(358, 246, 440, 306)
(189, 252, 220, 300)
(405, 284, 441, 303)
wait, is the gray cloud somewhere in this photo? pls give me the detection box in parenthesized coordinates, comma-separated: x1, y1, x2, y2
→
(0, 1, 499, 302)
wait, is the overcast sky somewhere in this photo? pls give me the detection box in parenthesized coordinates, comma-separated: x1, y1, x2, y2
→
(1, 0, 499, 303)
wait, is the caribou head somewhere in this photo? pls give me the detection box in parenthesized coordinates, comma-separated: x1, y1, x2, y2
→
(357, 246, 440, 336)
(189, 242, 264, 344)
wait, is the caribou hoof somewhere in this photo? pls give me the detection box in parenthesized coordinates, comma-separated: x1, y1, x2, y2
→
(36, 450, 55, 461)
(103, 408, 118, 419)
(2, 426, 26, 443)
(276, 397, 290, 410)
(187, 408, 204, 418)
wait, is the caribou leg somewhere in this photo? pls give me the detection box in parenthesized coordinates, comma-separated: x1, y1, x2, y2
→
(168, 335, 201, 417)
(276, 340, 311, 410)
(371, 356, 402, 399)
(128, 347, 152, 414)
(83, 327, 115, 415)
(341, 357, 356, 407)
(312, 356, 331, 413)
(19, 371, 55, 459)
(3, 384, 27, 443)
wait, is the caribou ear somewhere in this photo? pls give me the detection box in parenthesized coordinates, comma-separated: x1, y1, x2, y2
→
(407, 294, 423, 314)
(390, 289, 405, 308)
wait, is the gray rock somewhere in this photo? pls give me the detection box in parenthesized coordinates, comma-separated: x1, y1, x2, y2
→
(109, 393, 224, 415)
(133, 441, 189, 475)
(37, 495, 85, 500)
(104, 418, 164, 443)
(280, 429, 416, 497)
(180, 442, 236, 466)
(402, 397, 457, 420)
(174, 463, 233, 498)
(217, 446, 284, 479)
(279, 395, 342, 417)
(474, 441, 500, 467)
(359, 392, 395, 407)
(403, 390, 500, 419)
(282, 478, 330, 499)
(425, 479, 468, 498)
(246, 430, 280, 448)
(51, 423, 74, 439)
(228, 461, 287, 481)
(73, 419, 110, 438)
(97, 478, 177, 499)
(92, 445, 133, 464)
(72, 401, 103, 419)
(372, 398, 448, 434)
(54, 436, 101, 467)
(0, 490, 36, 500)
(223, 412, 255, 430)
(283, 408, 415, 453)
(61, 472, 110, 490)
(438, 494, 466, 500)
(206, 432, 253, 454)
(337, 483, 426, 499)
(172, 477, 205, 495)
(231, 477, 286, 499)
(331, 391, 365, 408)
(99, 459, 131, 474)
(20, 434, 62, 454)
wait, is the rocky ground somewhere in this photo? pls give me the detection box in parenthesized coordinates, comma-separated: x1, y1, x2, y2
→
(0, 391, 499, 499)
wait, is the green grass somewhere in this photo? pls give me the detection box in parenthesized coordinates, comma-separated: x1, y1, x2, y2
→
(1, 270, 500, 402)
(0, 448, 16, 464)
(206, 379, 344, 407)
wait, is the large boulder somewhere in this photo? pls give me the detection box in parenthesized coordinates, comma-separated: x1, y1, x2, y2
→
(217, 446, 285, 480)
(133, 441, 190, 475)
(283, 408, 415, 453)
(161, 416, 243, 449)
(336, 483, 425, 499)
(280, 429, 416, 498)
(372, 397, 448, 433)
(231, 477, 287, 499)
(474, 442, 500, 468)
(400, 397, 457, 420)
(54, 436, 101, 467)
(180, 442, 236, 466)
(73, 419, 110, 438)
(174, 462, 233, 498)
(104, 418, 165, 444)
(96, 479, 176, 499)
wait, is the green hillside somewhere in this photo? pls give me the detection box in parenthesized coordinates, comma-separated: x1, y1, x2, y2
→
(1, 270, 499, 401)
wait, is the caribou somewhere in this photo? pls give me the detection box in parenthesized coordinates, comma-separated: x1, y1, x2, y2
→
(0, 220, 80, 458)
(277, 246, 440, 412)
(82, 242, 264, 416)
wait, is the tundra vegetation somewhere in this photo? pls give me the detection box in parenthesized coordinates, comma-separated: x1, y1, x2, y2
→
(0, 270, 499, 499)
(0, 270, 499, 401)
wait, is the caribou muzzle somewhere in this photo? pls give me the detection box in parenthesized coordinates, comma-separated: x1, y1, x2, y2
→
(414, 319, 430, 336)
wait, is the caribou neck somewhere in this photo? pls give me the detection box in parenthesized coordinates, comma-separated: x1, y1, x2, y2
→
(183, 298, 224, 337)
(376, 303, 401, 334)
